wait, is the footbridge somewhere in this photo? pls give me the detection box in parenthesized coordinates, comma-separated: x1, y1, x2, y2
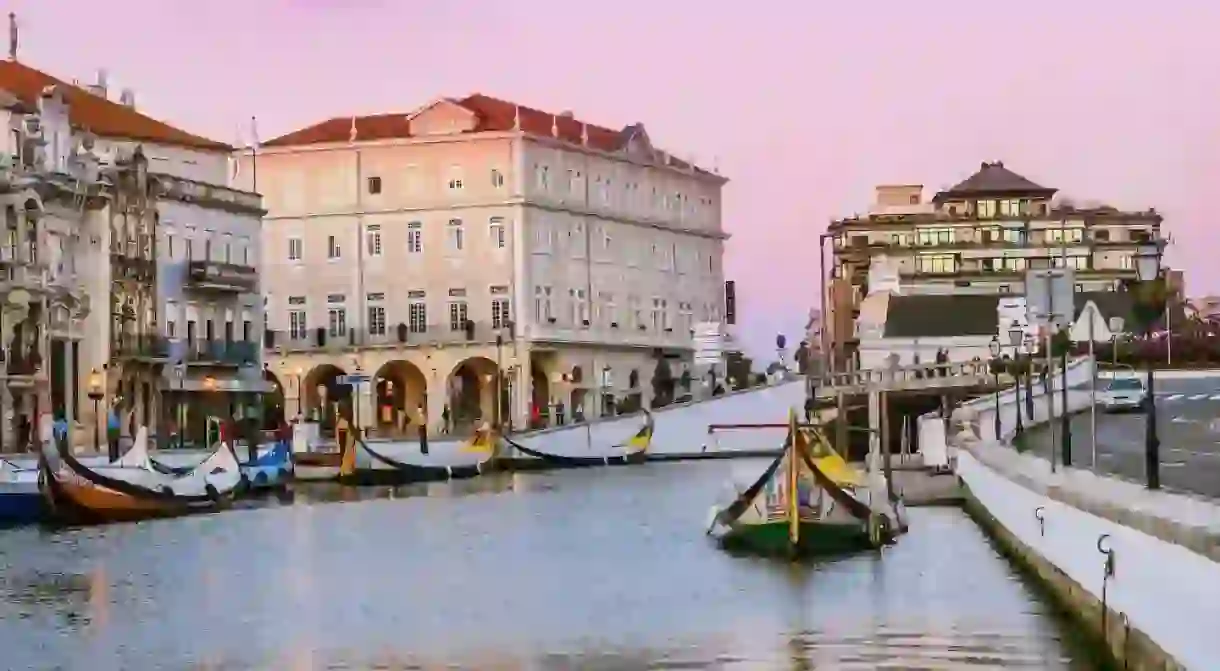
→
(811, 361, 993, 398)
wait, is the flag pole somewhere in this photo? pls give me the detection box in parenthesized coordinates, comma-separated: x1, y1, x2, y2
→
(250, 116, 259, 192)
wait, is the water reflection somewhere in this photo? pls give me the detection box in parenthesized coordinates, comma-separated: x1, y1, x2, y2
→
(0, 460, 1100, 670)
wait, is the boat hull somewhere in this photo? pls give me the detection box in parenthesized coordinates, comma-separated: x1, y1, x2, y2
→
(0, 489, 45, 525)
(717, 519, 885, 558)
(504, 440, 648, 470)
(39, 460, 237, 525)
(291, 452, 342, 481)
(337, 439, 498, 486)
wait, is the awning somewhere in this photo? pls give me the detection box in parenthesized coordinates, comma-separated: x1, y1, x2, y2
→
(170, 377, 275, 393)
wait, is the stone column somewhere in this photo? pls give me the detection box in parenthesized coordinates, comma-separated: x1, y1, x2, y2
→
(867, 389, 881, 471)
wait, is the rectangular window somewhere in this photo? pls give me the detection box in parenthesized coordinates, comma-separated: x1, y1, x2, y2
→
(242, 319, 252, 342)
(288, 237, 302, 261)
(407, 222, 422, 253)
(490, 169, 505, 188)
(489, 217, 506, 249)
(447, 219, 464, 251)
(408, 302, 427, 333)
(448, 167, 464, 190)
(166, 319, 176, 339)
(534, 285, 553, 321)
(976, 200, 998, 219)
(166, 234, 175, 260)
(186, 237, 194, 261)
(915, 254, 957, 274)
(367, 176, 382, 194)
(574, 288, 589, 326)
(651, 297, 664, 331)
(289, 310, 307, 339)
(327, 308, 347, 337)
(327, 235, 341, 259)
(492, 298, 511, 329)
(367, 306, 386, 335)
(448, 301, 469, 331)
(366, 226, 382, 257)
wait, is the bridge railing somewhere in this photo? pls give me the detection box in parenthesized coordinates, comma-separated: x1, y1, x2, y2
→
(810, 361, 992, 396)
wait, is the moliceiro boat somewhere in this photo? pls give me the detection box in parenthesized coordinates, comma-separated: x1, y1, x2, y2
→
(0, 458, 43, 525)
(504, 411, 654, 469)
(38, 428, 248, 524)
(337, 424, 502, 486)
(706, 411, 901, 558)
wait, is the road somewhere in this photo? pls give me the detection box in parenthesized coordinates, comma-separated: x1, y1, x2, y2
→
(1021, 377, 1220, 498)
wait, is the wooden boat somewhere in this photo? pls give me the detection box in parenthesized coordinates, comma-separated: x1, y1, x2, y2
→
(503, 411, 654, 469)
(337, 423, 501, 486)
(38, 433, 248, 525)
(0, 458, 44, 525)
(706, 410, 899, 558)
(292, 449, 343, 481)
(149, 440, 290, 490)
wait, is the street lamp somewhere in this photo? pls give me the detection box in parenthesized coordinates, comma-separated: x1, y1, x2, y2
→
(1008, 327, 1025, 436)
(988, 336, 1002, 440)
(1132, 242, 1166, 490)
(88, 368, 105, 457)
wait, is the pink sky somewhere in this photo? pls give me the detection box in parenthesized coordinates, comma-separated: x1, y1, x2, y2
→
(11, 0, 1220, 359)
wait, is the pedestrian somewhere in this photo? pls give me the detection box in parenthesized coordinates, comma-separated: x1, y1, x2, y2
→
(441, 404, 450, 435)
(106, 405, 121, 460)
(418, 405, 430, 455)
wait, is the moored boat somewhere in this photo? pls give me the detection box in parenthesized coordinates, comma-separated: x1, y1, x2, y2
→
(337, 424, 501, 486)
(38, 434, 248, 525)
(0, 458, 43, 525)
(291, 449, 343, 481)
(503, 411, 654, 470)
(706, 410, 900, 559)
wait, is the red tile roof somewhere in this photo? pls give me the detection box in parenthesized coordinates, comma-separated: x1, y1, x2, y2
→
(263, 93, 714, 175)
(0, 59, 231, 151)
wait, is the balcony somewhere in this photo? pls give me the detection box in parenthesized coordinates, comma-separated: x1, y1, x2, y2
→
(186, 260, 258, 293)
(112, 333, 170, 361)
(186, 339, 259, 366)
(263, 322, 514, 354)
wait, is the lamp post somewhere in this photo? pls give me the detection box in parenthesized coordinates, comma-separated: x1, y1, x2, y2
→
(989, 336, 1002, 440)
(175, 364, 186, 450)
(293, 367, 304, 419)
(88, 368, 105, 458)
(202, 375, 217, 449)
(483, 373, 497, 429)
(1008, 327, 1025, 436)
(1023, 334, 1035, 418)
(1132, 243, 1165, 490)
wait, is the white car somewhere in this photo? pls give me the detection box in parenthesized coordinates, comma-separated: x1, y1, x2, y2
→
(1097, 376, 1148, 413)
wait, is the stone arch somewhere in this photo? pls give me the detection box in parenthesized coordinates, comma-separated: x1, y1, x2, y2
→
(530, 365, 550, 428)
(263, 367, 285, 428)
(303, 363, 349, 432)
(446, 356, 498, 432)
(568, 365, 587, 421)
(372, 359, 428, 434)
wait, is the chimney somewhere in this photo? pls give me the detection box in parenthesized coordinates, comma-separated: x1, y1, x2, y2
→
(119, 88, 135, 108)
(8, 13, 16, 62)
(89, 68, 109, 99)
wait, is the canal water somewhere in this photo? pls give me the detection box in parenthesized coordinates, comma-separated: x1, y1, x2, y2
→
(0, 459, 1102, 669)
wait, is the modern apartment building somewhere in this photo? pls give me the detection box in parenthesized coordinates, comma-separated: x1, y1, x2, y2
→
(0, 54, 266, 448)
(823, 161, 1165, 370)
(245, 94, 728, 431)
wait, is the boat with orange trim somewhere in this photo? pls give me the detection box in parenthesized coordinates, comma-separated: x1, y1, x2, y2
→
(37, 430, 248, 525)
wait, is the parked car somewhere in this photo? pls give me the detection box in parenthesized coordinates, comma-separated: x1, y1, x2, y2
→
(1097, 376, 1148, 413)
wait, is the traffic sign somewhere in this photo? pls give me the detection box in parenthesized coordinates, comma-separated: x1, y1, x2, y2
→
(693, 321, 724, 366)
(1069, 300, 1114, 343)
(338, 374, 371, 386)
